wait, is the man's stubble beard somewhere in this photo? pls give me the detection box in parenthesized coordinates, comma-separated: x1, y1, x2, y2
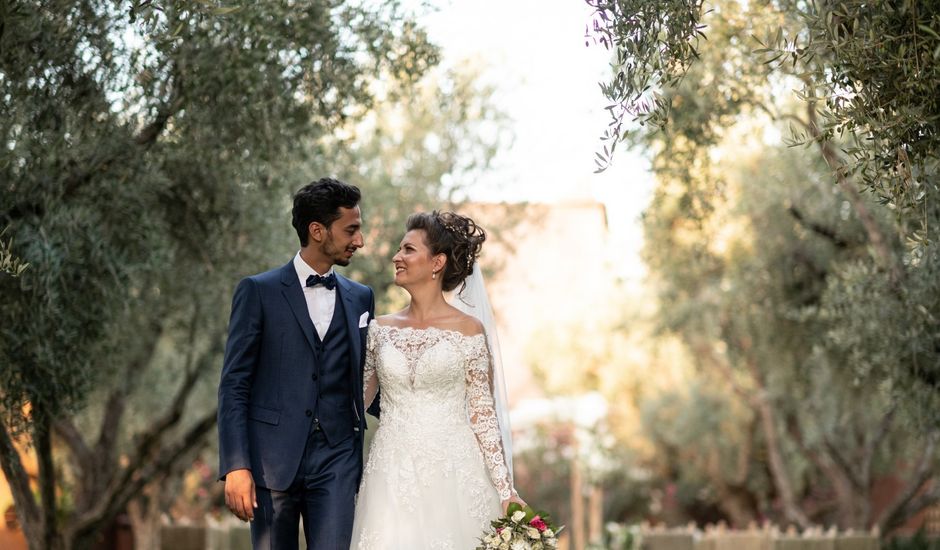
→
(323, 233, 351, 267)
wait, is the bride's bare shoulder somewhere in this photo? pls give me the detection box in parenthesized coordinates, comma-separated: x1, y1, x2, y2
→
(450, 311, 484, 337)
(374, 311, 408, 328)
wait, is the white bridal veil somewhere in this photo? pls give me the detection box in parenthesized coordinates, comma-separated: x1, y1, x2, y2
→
(448, 266, 514, 477)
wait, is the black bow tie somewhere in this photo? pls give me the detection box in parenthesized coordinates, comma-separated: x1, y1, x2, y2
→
(306, 273, 336, 290)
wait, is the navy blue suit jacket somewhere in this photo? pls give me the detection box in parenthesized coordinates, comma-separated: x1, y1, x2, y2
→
(217, 261, 375, 491)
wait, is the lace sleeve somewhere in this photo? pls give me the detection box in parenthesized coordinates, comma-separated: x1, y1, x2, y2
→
(465, 335, 515, 500)
(363, 323, 379, 410)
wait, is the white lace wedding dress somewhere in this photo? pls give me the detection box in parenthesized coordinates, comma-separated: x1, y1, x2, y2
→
(350, 321, 515, 550)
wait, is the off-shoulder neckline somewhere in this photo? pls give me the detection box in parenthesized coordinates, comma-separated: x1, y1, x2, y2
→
(370, 319, 486, 341)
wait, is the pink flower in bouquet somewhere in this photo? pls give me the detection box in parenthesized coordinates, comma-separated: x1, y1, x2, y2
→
(529, 515, 548, 532)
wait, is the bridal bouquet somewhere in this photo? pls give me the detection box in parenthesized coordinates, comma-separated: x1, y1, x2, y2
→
(476, 503, 564, 550)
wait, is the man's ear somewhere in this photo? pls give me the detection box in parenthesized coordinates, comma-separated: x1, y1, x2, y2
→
(308, 221, 325, 243)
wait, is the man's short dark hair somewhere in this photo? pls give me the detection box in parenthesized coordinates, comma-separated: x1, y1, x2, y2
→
(292, 177, 362, 246)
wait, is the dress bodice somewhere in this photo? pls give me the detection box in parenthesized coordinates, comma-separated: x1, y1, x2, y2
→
(362, 321, 514, 500)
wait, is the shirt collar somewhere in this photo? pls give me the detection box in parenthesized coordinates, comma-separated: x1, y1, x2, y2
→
(293, 252, 334, 286)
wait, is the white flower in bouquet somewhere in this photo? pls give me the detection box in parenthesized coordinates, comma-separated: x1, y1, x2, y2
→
(476, 504, 564, 550)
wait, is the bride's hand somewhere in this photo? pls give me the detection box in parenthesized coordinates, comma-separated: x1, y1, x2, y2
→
(501, 493, 527, 515)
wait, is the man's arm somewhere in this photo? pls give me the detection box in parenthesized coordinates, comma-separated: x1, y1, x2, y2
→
(217, 277, 262, 521)
(364, 288, 381, 418)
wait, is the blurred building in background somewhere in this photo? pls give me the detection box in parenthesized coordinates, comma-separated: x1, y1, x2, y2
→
(469, 199, 615, 405)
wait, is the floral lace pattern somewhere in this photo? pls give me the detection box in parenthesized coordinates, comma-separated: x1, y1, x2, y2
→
(350, 322, 509, 548)
(463, 331, 515, 501)
(355, 527, 380, 550)
(361, 321, 514, 501)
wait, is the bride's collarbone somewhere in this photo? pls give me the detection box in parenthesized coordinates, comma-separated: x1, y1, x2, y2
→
(375, 312, 483, 338)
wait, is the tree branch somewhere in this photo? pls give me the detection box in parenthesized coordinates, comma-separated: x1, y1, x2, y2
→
(66, 298, 217, 545)
(0, 421, 42, 546)
(115, 409, 218, 518)
(107, 358, 204, 498)
(740, 348, 812, 529)
(69, 408, 218, 544)
(689, 340, 758, 407)
(0, 65, 188, 225)
(53, 418, 92, 473)
(34, 413, 58, 548)
(52, 417, 94, 491)
(821, 436, 866, 491)
(785, 411, 870, 528)
(860, 404, 898, 502)
(139, 409, 218, 488)
(122, 299, 208, 474)
(70, 328, 222, 539)
(694, 326, 815, 527)
(54, 415, 107, 518)
(132, 68, 185, 147)
(731, 414, 757, 487)
(876, 431, 938, 532)
(62, 65, 184, 200)
(882, 482, 940, 534)
(787, 206, 850, 248)
(785, 413, 828, 473)
(804, 96, 902, 282)
(753, 101, 812, 131)
(96, 320, 164, 463)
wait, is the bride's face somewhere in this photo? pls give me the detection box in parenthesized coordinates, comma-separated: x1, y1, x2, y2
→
(392, 229, 444, 288)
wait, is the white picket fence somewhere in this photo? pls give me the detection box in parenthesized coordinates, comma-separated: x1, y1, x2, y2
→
(630, 525, 880, 550)
(161, 520, 280, 550)
(158, 521, 883, 550)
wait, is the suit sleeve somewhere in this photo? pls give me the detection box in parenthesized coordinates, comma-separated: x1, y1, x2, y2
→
(217, 277, 262, 479)
(365, 288, 381, 418)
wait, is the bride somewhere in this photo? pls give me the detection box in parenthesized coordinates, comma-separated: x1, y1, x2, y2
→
(350, 211, 526, 549)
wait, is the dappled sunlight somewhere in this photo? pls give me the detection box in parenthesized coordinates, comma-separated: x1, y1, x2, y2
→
(2, 0, 938, 548)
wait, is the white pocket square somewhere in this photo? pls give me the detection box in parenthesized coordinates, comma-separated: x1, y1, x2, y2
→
(358, 311, 370, 328)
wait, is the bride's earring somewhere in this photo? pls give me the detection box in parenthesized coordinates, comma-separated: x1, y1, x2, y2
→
(432, 271, 437, 280)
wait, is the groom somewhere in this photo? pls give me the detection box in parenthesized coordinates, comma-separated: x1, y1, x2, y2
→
(218, 177, 375, 549)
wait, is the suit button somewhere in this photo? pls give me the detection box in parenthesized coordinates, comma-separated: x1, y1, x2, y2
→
(305, 409, 312, 417)
(311, 372, 318, 381)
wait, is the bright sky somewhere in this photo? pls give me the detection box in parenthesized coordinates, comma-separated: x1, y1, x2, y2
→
(416, 0, 655, 280)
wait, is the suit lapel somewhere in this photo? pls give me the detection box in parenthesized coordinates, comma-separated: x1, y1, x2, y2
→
(336, 274, 362, 374)
(279, 262, 317, 353)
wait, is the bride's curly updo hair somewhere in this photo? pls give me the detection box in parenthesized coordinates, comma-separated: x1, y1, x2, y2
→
(406, 211, 486, 292)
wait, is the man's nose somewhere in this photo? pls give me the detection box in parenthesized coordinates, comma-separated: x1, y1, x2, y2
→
(353, 232, 364, 248)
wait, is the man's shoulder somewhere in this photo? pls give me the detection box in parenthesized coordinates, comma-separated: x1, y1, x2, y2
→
(241, 262, 291, 287)
(336, 273, 372, 296)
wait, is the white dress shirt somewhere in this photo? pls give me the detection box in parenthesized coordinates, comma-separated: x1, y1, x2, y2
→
(293, 252, 336, 340)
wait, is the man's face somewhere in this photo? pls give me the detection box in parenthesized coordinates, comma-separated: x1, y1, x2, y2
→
(320, 205, 364, 266)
